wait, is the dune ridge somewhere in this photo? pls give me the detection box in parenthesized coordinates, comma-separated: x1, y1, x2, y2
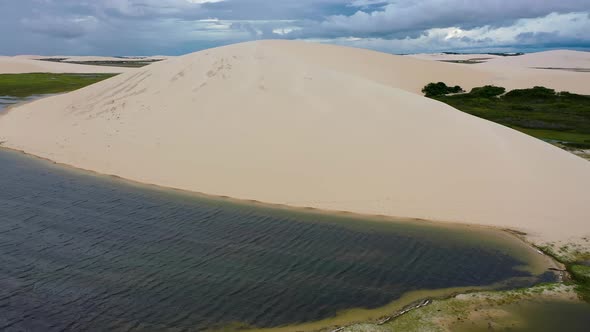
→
(1, 40, 589, 247)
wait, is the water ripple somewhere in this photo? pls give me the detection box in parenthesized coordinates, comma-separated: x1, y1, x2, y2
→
(0, 149, 549, 331)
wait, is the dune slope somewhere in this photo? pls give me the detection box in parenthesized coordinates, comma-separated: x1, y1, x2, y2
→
(1, 40, 589, 245)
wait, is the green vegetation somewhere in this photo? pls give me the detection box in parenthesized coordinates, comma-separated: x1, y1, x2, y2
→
(537, 243, 590, 304)
(344, 284, 581, 332)
(469, 85, 505, 98)
(425, 83, 590, 149)
(421, 82, 464, 97)
(569, 264, 590, 302)
(0, 73, 116, 98)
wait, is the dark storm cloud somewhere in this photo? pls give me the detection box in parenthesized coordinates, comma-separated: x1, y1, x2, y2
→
(0, 0, 588, 55)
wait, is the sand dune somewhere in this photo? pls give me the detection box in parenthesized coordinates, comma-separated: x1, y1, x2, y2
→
(409, 50, 590, 69)
(1, 40, 589, 247)
(408, 53, 502, 62)
(61, 56, 171, 62)
(482, 50, 590, 69)
(0, 56, 134, 74)
(14, 55, 172, 62)
(408, 50, 590, 94)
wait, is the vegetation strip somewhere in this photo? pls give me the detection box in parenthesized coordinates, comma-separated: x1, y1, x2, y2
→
(423, 82, 590, 158)
(0, 73, 117, 98)
(38, 58, 162, 68)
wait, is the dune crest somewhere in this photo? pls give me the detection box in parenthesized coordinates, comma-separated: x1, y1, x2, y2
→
(1, 40, 589, 246)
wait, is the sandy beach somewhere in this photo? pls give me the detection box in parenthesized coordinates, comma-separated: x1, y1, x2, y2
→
(1, 40, 589, 248)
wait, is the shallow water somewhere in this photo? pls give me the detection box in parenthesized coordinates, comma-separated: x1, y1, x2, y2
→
(0, 149, 554, 331)
(0, 94, 57, 113)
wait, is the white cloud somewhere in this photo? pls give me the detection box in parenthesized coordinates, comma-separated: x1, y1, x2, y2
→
(272, 27, 302, 35)
(186, 0, 224, 3)
(320, 12, 590, 53)
(300, 0, 590, 38)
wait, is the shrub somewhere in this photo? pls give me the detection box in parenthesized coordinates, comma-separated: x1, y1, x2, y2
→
(469, 85, 506, 98)
(504, 86, 556, 99)
(422, 82, 464, 97)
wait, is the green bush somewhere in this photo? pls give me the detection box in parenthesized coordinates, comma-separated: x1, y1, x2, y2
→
(504, 86, 556, 99)
(422, 82, 464, 97)
(422, 82, 590, 148)
(469, 85, 506, 98)
(569, 265, 590, 303)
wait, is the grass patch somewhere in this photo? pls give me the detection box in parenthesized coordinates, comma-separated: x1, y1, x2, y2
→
(569, 265, 590, 302)
(537, 244, 590, 303)
(0, 73, 117, 98)
(426, 85, 590, 149)
(347, 284, 578, 332)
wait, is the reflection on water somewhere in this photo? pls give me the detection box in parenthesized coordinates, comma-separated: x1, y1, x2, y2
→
(0, 96, 21, 112)
(0, 94, 58, 113)
(0, 149, 554, 331)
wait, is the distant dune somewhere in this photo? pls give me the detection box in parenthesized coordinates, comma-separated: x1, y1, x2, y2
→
(408, 50, 590, 68)
(481, 50, 590, 69)
(13, 55, 172, 62)
(0, 56, 134, 74)
(408, 50, 590, 93)
(408, 53, 504, 62)
(1, 40, 589, 247)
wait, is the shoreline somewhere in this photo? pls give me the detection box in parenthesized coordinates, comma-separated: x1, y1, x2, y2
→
(252, 245, 579, 332)
(0, 145, 515, 229)
(0, 144, 563, 258)
(346, 283, 584, 332)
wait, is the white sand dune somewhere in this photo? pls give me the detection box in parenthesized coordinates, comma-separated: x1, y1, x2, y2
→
(482, 50, 590, 69)
(408, 50, 590, 94)
(13, 55, 171, 62)
(408, 53, 502, 62)
(0, 56, 133, 74)
(59, 55, 171, 62)
(408, 50, 590, 69)
(1, 40, 589, 246)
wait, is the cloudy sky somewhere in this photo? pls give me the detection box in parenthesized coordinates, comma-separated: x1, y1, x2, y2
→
(1, 0, 589, 55)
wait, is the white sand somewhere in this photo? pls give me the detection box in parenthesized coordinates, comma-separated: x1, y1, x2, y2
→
(60, 56, 171, 62)
(0, 56, 134, 74)
(482, 50, 590, 69)
(13, 55, 171, 62)
(1, 40, 589, 247)
(408, 50, 590, 94)
(408, 50, 590, 68)
(408, 53, 502, 62)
